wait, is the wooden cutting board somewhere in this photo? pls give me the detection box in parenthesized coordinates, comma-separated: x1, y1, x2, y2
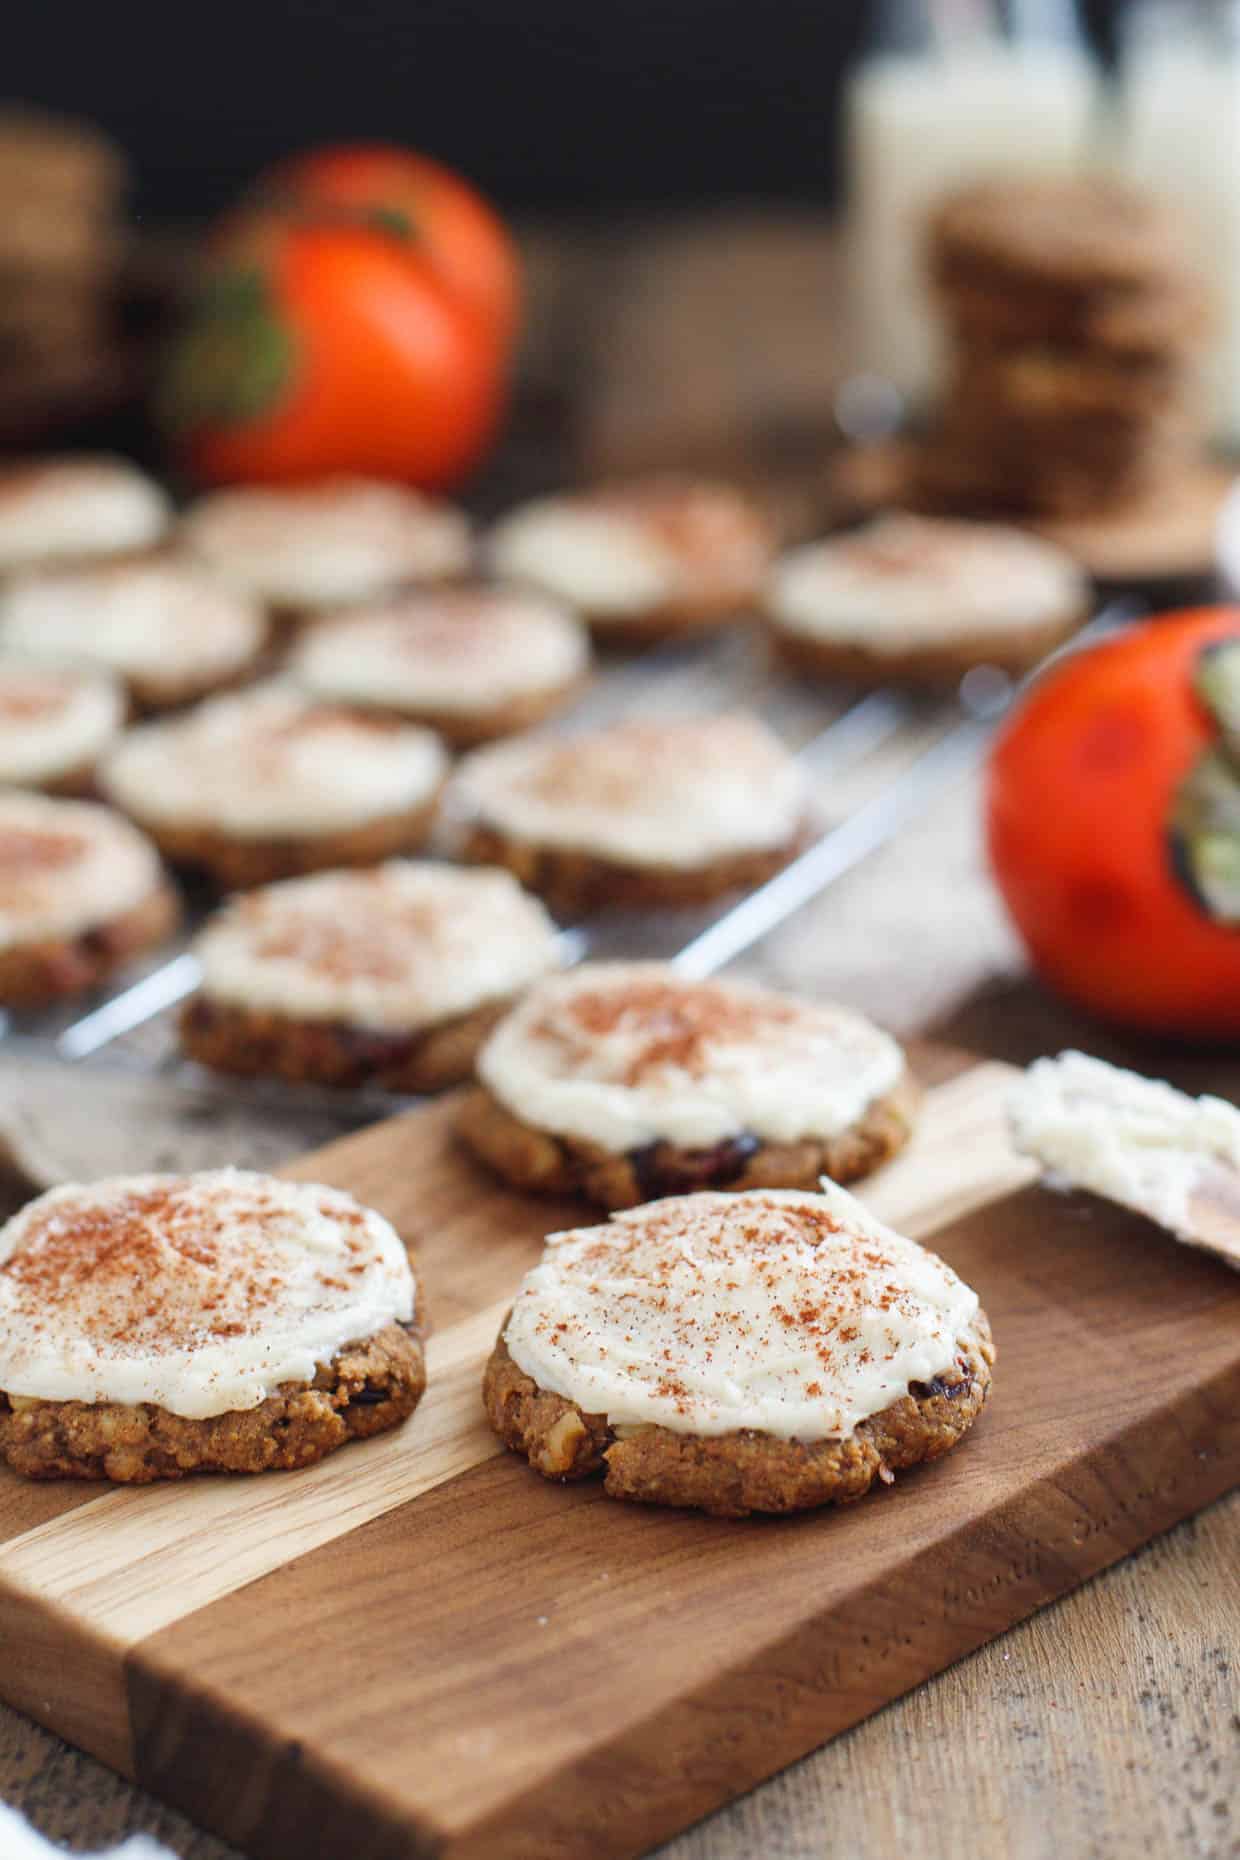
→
(2, 1050, 1239, 1860)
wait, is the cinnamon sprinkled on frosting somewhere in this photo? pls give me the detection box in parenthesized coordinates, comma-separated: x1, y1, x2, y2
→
(102, 685, 447, 839)
(503, 1184, 979, 1440)
(289, 585, 588, 715)
(192, 862, 562, 1031)
(487, 477, 771, 620)
(0, 1170, 414, 1417)
(0, 662, 124, 786)
(479, 962, 904, 1150)
(449, 715, 806, 867)
(0, 791, 162, 948)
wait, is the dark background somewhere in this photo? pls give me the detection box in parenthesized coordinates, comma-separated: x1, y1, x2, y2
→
(6, 0, 1122, 221)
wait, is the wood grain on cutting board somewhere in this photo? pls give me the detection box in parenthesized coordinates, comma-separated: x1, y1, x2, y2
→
(1, 1056, 1238, 1860)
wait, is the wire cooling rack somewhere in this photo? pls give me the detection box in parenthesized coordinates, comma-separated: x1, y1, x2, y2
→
(2, 606, 1133, 1121)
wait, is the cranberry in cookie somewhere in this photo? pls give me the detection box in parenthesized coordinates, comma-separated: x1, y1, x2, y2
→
(0, 1169, 424, 1481)
(484, 1182, 993, 1515)
(460, 962, 915, 1206)
(182, 861, 564, 1093)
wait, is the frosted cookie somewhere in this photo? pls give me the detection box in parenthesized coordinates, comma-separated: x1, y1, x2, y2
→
(0, 558, 269, 710)
(1010, 1050, 1240, 1272)
(486, 477, 773, 642)
(0, 456, 170, 572)
(181, 861, 564, 1093)
(288, 585, 590, 746)
(0, 1170, 424, 1481)
(180, 478, 471, 619)
(0, 790, 177, 1006)
(483, 1183, 993, 1516)
(447, 713, 807, 915)
(101, 685, 448, 889)
(766, 514, 1088, 686)
(0, 660, 124, 793)
(460, 962, 916, 1207)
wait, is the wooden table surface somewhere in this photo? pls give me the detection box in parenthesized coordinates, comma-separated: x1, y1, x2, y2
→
(1, 212, 1237, 1859)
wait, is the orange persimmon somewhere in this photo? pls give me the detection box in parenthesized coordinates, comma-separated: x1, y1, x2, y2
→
(159, 144, 518, 490)
(985, 607, 1240, 1038)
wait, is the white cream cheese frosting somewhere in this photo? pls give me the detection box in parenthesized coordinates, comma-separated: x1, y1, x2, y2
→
(289, 586, 589, 715)
(0, 790, 163, 948)
(768, 514, 1087, 651)
(448, 713, 806, 867)
(0, 1169, 415, 1418)
(1010, 1050, 1240, 1259)
(503, 1182, 979, 1440)
(487, 478, 771, 622)
(0, 456, 171, 571)
(0, 661, 124, 785)
(193, 861, 563, 1032)
(0, 558, 268, 699)
(181, 478, 472, 609)
(479, 962, 905, 1151)
(102, 685, 447, 839)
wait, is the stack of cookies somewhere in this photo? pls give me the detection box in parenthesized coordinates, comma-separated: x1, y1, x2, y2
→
(0, 110, 128, 422)
(919, 174, 1212, 519)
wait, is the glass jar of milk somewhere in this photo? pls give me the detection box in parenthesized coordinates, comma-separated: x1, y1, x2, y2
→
(1117, 1, 1240, 448)
(846, 0, 1099, 413)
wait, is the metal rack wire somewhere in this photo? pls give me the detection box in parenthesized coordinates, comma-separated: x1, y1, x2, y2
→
(2, 605, 1132, 1118)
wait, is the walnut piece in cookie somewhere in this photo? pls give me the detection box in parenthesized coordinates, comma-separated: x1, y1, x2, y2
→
(460, 961, 916, 1206)
(446, 713, 808, 914)
(181, 861, 564, 1093)
(0, 789, 177, 1006)
(484, 1182, 992, 1516)
(0, 1169, 424, 1481)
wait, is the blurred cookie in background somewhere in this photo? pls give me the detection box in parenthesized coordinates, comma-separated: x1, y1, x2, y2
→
(486, 476, 773, 643)
(288, 584, 590, 746)
(0, 660, 124, 794)
(0, 556, 268, 710)
(180, 479, 472, 623)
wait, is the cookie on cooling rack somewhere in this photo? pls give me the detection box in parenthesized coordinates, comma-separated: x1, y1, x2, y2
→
(486, 476, 773, 643)
(288, 584, 590, 746)
(0, 659, 124, 794)
(459, 962, 916, 1207)
(0, 1169, 424, 1482)
(0, 789, 177, 1006)
(446, 712, 808, 915)
(0, 557, 269, 710)
(181, 861, 564, 1094)
(483, 1181, 993, 1517)
(180, 478, 471, 621)
(765, 514, 1088, 687)
(101, 684, 448, 889)
(0, 456, 171, 573)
